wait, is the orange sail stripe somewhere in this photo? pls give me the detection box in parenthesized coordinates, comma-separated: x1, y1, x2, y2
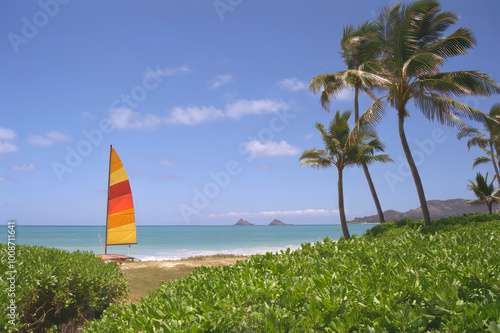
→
(107, 212, 135, 229)
(109, 149, 124, 173)
(108, 193, 134, 216)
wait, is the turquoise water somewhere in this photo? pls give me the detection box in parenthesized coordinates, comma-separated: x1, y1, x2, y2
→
(1, 224, 376, 261)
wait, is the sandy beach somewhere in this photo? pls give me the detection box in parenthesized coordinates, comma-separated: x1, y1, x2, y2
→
(120, 255, 248, 302)
(120, 255, 248, 270)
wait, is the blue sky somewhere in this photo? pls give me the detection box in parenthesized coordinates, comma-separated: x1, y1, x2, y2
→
(1, 0, 499, 225)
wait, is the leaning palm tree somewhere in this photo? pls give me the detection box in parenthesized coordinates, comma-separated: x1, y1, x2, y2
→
(458, 103, 500, 186)
(361, 0, 500, 225)
(309, 22, 390, 223)
(299, 110, 393, 239)
(465, 172, 500, 215)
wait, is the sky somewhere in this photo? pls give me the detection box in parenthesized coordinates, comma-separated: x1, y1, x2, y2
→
(1, 0, 499, 226)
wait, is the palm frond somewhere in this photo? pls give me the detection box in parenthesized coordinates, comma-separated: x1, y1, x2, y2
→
(456, 126, 484, 141)
(463, 199, 482, 206)
(361, 154, 394, 166)
(420, 71, 500, 97)
(413, 93, 485, 127)
(358, 97, 387, 126)
(299, 150, 333, 170)
(426, 27, 476, 60)
(472, 156, 492, 169)
(467, 137, 488, 151)
(403, 52, 444, 77)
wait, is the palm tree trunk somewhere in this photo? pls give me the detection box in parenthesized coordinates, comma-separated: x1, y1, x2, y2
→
(398, 111, 432, 226)
(354, 85, 386, 223)
(361, 164, 386, 222)
(489, 140, 500, 187)
(338, 167, 350, 239)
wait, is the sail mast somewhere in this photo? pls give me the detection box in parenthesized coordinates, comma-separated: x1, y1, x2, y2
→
(104, 144, 112, 255)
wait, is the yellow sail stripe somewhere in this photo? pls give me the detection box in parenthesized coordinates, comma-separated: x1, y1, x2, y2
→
(110, 167, 128, 187)
(106, 223, 137, 245)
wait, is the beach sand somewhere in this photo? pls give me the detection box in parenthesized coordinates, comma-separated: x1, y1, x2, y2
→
(120, 255, 248, 302)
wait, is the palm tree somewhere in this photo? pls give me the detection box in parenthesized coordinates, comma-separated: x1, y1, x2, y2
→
(309, 22, 390, 223)
(458, 104, 500, 186)
(465, 172, 500, 215)
(299, 110, 393, 239)
(362, 0, 500, 225)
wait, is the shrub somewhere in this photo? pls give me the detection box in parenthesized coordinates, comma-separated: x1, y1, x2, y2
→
(84, 219, 500, 332)
(366, 213, 500, 237)
(0, 245, 128, 332)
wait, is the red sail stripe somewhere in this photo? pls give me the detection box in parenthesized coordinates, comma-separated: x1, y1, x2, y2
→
(108, 193, 134, 216)
(109, 180, 131, 201)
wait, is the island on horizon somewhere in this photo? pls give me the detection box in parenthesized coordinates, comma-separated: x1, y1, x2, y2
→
(269, 219, 287, 225)
(234, 218, 254, 225)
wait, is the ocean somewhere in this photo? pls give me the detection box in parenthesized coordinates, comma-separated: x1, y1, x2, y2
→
(1, 224, 376, 261)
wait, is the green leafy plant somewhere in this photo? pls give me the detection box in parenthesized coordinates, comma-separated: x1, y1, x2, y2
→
(0, 245, 128, 332)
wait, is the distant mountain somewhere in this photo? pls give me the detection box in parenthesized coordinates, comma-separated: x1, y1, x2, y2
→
(269, 219, 287, 225)
(348, 199, 499, 223)
(234, 218, 254, 225)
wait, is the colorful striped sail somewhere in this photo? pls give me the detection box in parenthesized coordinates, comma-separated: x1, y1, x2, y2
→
(106, 146, 136, 251)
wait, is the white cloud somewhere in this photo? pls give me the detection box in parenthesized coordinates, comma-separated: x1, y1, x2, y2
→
(278, 77, 308, 92)
(158, 157, 174, 166)
(259, 209, 340, 216)
(225, 99, 289, 120)
(165, 105, 225, 126)
(108, 99, 291, 129)
(0, 127, 17, 140)
(242, 140, 301, 158)
(0, 142, 19, 153)
(0, 128, 19, 153)
(10, 163, 36, 171)
(0, 176, 14, 182)
(209, 209, 339, 218)
(108, 108, 162, 130)
(27, 131, 71, 147)
(144, 65, 192, 80)
(209, 74, 233, 89)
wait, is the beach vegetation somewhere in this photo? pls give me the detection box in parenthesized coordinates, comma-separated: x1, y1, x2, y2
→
(299, 110, 392, 239)
(84, 214, 500, 332)
(0, 245, 127, 332)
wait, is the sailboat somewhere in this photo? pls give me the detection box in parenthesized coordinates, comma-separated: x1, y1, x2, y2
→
(97, 145, 137, 261)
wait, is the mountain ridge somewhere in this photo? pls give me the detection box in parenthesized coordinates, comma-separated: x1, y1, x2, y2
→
(348, 199, 498, 223)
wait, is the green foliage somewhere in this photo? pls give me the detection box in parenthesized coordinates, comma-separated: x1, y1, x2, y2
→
(0, 245, 128, 332)
(367, 213, 500, 237)
(85, 216, 500, 332)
